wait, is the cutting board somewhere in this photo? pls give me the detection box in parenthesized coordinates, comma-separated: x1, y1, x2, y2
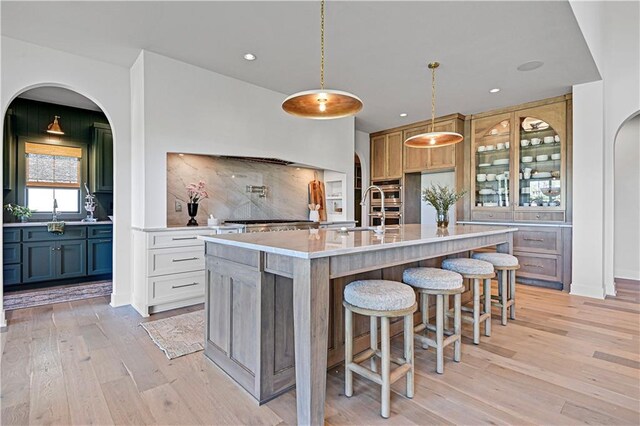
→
(308, 180, 327, 222)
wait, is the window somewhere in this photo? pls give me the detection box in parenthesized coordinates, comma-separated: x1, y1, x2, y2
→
(25, 143, 82, 213)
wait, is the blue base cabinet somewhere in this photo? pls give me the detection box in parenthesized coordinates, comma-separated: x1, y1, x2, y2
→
(4, 224, 112, 288)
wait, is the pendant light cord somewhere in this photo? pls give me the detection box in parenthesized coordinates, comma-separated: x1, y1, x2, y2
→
(431, 64, 436, 132)
(320, 0, 325, 90)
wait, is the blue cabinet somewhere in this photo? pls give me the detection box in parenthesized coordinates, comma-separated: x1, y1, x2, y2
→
(22, 241, 57, 283)
(88, 238, 112, 275)
(5, 224, 111, 288)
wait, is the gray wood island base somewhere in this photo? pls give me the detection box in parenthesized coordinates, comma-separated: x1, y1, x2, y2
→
(200, 224, 517, 425)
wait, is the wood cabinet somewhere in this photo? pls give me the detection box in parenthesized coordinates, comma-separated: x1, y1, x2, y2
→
(90, 123, 114, 193)
(370, 131, 403, 180)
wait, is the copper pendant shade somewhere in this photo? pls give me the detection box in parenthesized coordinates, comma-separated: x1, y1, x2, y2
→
(404, 62, 463, 148)
(282, 0, 362, 119)
(46, 115, 65, 135)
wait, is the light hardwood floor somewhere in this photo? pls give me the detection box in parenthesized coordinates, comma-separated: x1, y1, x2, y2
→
(1, 282, 639, 425)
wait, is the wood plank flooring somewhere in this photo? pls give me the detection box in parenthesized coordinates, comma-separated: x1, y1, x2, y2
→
(1, 282, 639, 425)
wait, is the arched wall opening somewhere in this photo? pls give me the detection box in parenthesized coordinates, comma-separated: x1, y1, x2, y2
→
(613, 111, 640, 286)
(2, 83, 122, 320)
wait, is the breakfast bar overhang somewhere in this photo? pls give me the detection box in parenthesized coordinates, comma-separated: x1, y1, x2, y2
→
(200, 224, 517, 425)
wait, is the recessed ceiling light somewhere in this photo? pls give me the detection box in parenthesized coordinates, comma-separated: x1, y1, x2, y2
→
(517, 61, 544, 72)
(489, 88, 500, 93)
(243, 53, 256, 61)
(400, 113, 408, 117)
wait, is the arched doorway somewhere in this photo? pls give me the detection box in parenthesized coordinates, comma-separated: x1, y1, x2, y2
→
(2, 86, 115, 309)
(613, 112, 640, 291)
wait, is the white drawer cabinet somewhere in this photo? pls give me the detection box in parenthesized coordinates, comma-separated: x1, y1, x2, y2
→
(147, 246, 205, 276)
(132, 227, 221, 317)
(149, 271, 205, 305)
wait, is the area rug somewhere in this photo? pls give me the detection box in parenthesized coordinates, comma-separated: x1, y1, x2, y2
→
(3, 280, 112, 310)
(140, 310, 205, 359)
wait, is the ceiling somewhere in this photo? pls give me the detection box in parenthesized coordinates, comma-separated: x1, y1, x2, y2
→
(1, 1, 599, 133)
(18, 87, 102, 111)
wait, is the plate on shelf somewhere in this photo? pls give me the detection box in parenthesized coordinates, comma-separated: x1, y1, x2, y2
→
(532, 171, 552, 179)
(522, 118, 550, 132)
(492, 158, 509, 166)
(478, 163, 492, 168)
(479, 189, 496, 195)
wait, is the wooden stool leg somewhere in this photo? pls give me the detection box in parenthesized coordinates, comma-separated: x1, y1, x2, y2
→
(435, 294, 444, 374)
(484, 278, 492, 337)
(500, 269, 508, 326)
(404, 313, 414, 398)
(380, 317, 391, 418)
(473, 278, 480, 344)
(509, 269, 517, 320)
(420, 292, 429, 349)
(344, 307, 353, 397)
(453, 293, 462, 362)
(370, 316, 378, 373)
(443, 293, 449, 330)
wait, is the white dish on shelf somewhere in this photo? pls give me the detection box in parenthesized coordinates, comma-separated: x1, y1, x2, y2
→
(479, 189, 496, 195)
(531, 138, 542, 145)
(478, 163, 492, 168)
(477, 174, 487, 182)
(532, 171, 552, 179)
(492, 158, 509, 166)
(485, 145, 495, 151)
(543, 136, 554, 144)
(486, 174, 497, 181)
(536, 154, 549, 161)
(522, 156, 534, 163)
(551, 153, 561, 160)
(496, 174, 506, 181)
(478, 145, 486, 152)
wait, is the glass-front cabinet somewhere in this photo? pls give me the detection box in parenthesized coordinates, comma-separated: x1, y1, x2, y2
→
(470, 112, 514, 220)
(471, 101, 568, 222)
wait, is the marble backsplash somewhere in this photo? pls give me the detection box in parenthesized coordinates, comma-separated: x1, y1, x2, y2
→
(167, 154, 321, 226)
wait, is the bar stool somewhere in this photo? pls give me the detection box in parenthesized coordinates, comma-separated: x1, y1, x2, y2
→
(343, 280, 417, 419)
(402, 267, 464, 374)
(441, 258, 495, 344)
(472, 253, 520, 325)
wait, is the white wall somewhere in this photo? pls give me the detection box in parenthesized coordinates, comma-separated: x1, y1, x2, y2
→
(0, 37, 133, 326)
(133, 51, 355, 228)
(569, 1, 640, 297)
(355, 130, 370, 227)
(614, 115, 640, 280)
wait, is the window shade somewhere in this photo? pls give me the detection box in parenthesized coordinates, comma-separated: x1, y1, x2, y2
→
(25, 142, 81, 188)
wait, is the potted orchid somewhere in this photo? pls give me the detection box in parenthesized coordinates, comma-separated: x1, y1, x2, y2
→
(186, 180, 209, 226)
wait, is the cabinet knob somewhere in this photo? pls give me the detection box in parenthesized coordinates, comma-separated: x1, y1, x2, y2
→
(489, 214, 494, 218)
(536, 214, 541, 219)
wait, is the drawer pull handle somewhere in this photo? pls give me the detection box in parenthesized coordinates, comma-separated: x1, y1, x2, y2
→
(535, 214, 541, 219)
(96, 230, 111, 234)
(172, 257, 199, 262)
(523, 238, 544, 242)
(172, 237, 197, 241)
(98, 239, 112, 243)
(524, 263, 544, 268)
(172, 282, 199, 289)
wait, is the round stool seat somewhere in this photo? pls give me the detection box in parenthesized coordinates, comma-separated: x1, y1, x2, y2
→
(442, 258, 494, 276)
(344, 280, 416, 311)
(403, 267, 463, 290)
(472, 252, 519, 268)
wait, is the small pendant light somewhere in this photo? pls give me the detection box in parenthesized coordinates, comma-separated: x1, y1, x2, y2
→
(282, 0, 362, 119)
(404, 62, 463, 148)
(46, 115, 65, 135)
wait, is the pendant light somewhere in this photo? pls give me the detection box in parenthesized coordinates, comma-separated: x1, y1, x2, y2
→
(46, 115, 64, 135)
(282, 0, 362, 119)
(404, 62, 463, 148)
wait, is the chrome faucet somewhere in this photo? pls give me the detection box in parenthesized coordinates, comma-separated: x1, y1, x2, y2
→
(52, 199, 58, 222)
(361, 185, 385, 231)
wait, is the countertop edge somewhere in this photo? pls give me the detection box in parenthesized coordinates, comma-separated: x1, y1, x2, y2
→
(457, 221, 572, 228)
(4, 221, 113, 228)
(199, 226, 518, 259)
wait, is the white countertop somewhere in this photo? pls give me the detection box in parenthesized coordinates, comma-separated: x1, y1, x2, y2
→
(199, 224, 517, 259)
(457, 220, 572, 228)
(132, 224, 244, 232)
(4, 221, 113, 228)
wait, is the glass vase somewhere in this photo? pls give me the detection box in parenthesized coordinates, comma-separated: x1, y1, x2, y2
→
(436, 210, 449, 228)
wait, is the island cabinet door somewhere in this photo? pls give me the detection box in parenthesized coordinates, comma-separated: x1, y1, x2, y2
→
(205, 256, 261, 398)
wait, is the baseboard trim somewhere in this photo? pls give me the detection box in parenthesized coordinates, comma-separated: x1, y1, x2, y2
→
(570, 283, 606, 299)
(614, 269, 640, 281)
(110, 292, 131, 307)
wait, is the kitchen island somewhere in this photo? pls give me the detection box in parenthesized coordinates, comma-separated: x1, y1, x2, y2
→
(200, 224, 517, 425)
